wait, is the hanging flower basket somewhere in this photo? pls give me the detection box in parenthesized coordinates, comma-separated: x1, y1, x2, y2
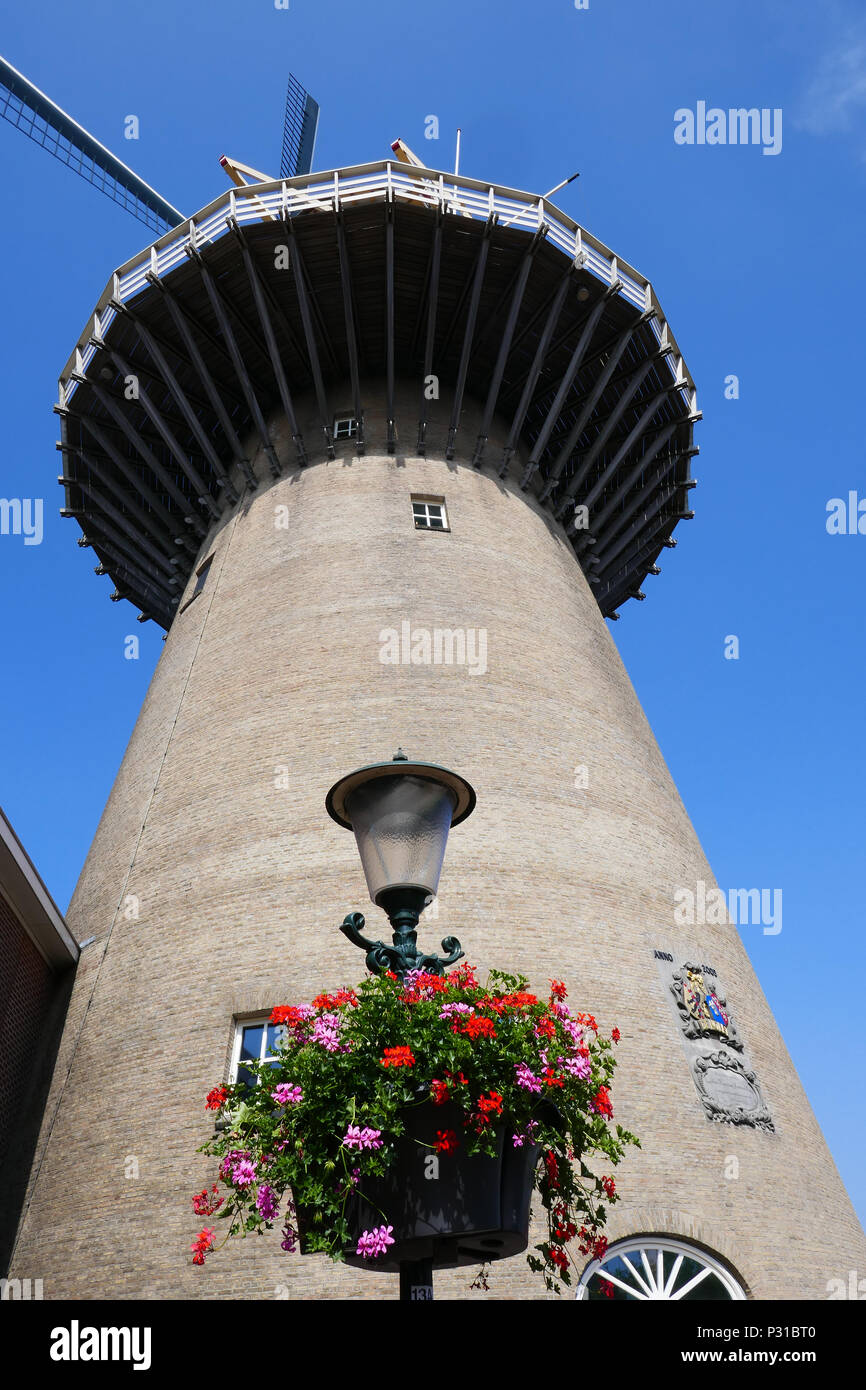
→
(341, 1098, 544, 1271)
(191, 965, 638, 1293)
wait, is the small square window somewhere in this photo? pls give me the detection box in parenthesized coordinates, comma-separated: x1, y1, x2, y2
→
(412, 498, 449, 531)
(333, 415, 358, 440)
(230, 1016, 286, 1091)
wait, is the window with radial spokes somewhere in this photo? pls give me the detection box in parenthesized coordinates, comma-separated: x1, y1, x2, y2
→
(576, 1238, 746, 1301)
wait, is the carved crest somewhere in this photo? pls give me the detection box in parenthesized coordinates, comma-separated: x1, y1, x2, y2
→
(670, 962, 743, 1051)
(692, 1050, 775, 1132)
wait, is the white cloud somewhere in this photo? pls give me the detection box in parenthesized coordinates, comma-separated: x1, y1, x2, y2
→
(798, 21, 866, 134)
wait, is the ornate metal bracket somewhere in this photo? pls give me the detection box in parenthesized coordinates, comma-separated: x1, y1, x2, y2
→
(339, 911, 464, 981)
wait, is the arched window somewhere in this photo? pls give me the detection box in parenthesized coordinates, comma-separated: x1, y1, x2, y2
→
(576, 1237, 746, 1301)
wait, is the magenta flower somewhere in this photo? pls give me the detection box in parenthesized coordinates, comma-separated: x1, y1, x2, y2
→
(255, 1184, 279, 1221)
(356, 1225, 395, 1259)
(312, 1013, 344, 1052)
(438, 1002, 473, 1020)
(513, 1118, 539, 1147)
(343, 1124, 383, 1151)
(560, 1052, 591, 1079)
(280, 1220, 298, 1253)
(219, 1149, 251, 1179)
(515, 1062, 543, 1093)
(231, 1159, 257, 1188)
(272, 1083, 302, 1106)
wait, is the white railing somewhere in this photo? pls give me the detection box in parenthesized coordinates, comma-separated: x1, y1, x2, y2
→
(59, 161, 696, 413)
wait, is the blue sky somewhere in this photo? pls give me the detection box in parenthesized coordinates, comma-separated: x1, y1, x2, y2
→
(1, 0, 864, 1231)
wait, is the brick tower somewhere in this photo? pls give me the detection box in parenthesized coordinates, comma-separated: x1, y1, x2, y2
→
(10, 162, 865, 1300)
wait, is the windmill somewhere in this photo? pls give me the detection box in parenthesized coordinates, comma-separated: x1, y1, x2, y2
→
(5, 40, 862, 1309)
(0, 55, 319, 233)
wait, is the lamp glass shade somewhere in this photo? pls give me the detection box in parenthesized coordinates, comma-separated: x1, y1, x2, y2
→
(344, 774, 458, 906)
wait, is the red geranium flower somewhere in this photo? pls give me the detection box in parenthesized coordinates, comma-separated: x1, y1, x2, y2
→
(611, 1027, 621, 1042)
(549, 979, 568, 1002)
(601, 1175, 616, 1199)
(380, 1046, 415, 1068)
(544, 1151, 560, 1188)
(270, 1005, 306, 1027)
(477, 1090, 503, 1115)
(192, 1184, 224, 1217)
(590, 1085, 613, 1118)
(434, 1129, 458, 1154)
(456, 1016, 497, 1041)
(312, 988, 358, 1010)
(205, 1086, 228, 1111)
(430, 1079, 450, 1105)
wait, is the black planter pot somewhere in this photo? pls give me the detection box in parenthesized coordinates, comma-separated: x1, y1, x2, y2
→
(342, 1102, 539, 1273)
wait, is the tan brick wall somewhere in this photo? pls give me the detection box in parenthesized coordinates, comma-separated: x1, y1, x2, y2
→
(11, 384, 865, 1300)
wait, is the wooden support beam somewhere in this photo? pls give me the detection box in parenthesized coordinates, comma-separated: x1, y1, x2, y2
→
(557, 368, 664, 519)
(472, 227, 544, 469)
(386, 202, 396, 453)
(336, 213, 364, 453)
(417, 216, 443, 455)
(149, 277, 255, 485)
(66, 443, 180, 575)
(235, 229, 308, 467)
(519, 294, 609, 491)
(585, 456, 683, 570)
(116, 307, 240, 502)
(99, 344, 222, 519)
(190, 248, 282, 477)
(73, 415, 184, 547)
(499, 267, 572, 478)
(446, 219, 494, 460)
(283, 221, 335, 459)
(537, 318, 641, 502)
(86, 380, 207, 532)
(574, 423, 682, 548)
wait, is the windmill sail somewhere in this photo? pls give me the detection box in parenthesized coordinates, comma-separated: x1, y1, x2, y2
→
(0, 54, 184, 232)
(280, 74, 319, 179)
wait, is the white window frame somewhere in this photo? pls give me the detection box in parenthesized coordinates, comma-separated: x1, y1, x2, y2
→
(229, 1015, 287, 1087)
(333, 414, 359, 440)
(575, 1236, 746, 1301)
(412, 497, 449, 531)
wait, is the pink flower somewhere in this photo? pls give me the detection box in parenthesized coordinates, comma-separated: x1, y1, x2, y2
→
(312, 1013, 345, 1052)
(231, 1159, 257, 1188)
(559, 1053, 592, 1079)
(438, 1001, 474, 1020)
(343, 1124, 383, 1151)
(515, 1062, 542, 1093)
(272, 1083, 302, 1106)
(281, 1221, 298, 1253)
(356, 1225, 395, 1259)
(219, 1149, 251, 1179)
(255, 1184, 279, 1221)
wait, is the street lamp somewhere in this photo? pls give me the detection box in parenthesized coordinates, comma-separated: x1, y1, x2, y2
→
(327, 749, 528, 1302)
(326, 748, 475, 981)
